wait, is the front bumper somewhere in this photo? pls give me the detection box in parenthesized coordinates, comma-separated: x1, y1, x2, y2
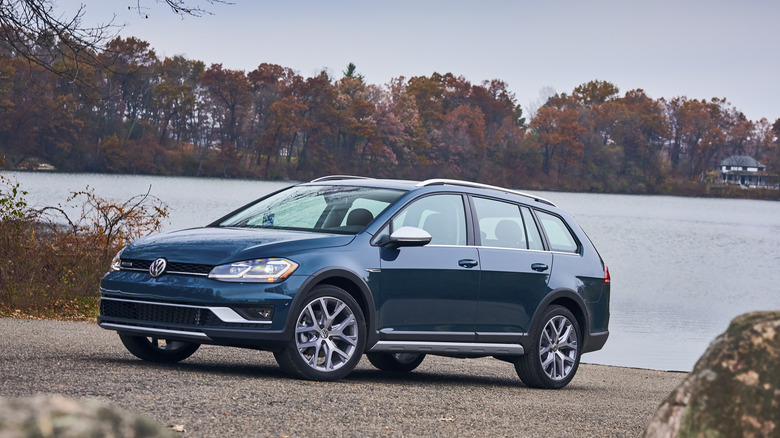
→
(98, 271, 306, 348)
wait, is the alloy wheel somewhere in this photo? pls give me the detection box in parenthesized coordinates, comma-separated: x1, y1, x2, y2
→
(538, 315, 578, 381)
(294, 296, 359, 372)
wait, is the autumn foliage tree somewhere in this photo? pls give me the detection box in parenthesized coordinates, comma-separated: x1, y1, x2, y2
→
(531, 96, 585, 184)
(1, 35, 778, 195)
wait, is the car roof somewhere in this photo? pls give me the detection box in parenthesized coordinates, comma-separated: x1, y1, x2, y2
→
(303, 176, 555, 207)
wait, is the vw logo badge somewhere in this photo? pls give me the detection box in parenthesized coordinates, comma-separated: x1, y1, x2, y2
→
(149, 258, 167, 278)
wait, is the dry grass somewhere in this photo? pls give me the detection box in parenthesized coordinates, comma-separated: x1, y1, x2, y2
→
(0, 221, 111, 321)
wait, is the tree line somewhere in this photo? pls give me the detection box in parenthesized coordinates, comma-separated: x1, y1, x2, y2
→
(1, 36, 779, 194)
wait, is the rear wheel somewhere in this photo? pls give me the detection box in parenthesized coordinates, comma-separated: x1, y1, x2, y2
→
(119, 334, 200, 363)
(274, 285, 366, 381)
(515, 305, 581, 389)
(366, 352, 425, 373)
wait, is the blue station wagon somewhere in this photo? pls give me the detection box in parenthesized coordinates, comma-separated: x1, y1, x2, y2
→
(99, 177, 610, 389)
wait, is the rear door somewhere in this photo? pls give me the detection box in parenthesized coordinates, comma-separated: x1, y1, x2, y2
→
(471, 197, 553, 341)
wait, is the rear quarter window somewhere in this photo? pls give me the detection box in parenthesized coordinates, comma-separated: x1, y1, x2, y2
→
(536, 211, 579, 253)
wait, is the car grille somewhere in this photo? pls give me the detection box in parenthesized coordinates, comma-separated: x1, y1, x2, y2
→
(100, 299, 260, 329)
(122, 259, 214, 276)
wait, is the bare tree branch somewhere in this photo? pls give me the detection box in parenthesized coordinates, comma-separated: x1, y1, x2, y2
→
(0, 0, 232, 87)
(132, 0, 233, 18)
(0, 0, 115, 85)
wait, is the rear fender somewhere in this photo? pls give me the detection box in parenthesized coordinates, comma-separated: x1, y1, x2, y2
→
(524, 288, 591, 352)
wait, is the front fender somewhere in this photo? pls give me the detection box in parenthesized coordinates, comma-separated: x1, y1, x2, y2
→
(286, 267, 379, 348)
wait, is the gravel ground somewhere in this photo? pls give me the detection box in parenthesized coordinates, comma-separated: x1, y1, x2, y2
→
(0, 318, 685, 437)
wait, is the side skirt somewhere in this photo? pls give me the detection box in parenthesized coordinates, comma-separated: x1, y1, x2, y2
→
(368, 341, 524, 356)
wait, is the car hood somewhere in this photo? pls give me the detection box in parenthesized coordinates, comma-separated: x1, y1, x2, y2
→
(121, 227, 355, 265)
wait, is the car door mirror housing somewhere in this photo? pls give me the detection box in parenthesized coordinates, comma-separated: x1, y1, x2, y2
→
(383, 226, 432, 248)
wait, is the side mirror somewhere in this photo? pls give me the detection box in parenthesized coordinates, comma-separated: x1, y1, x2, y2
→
(383, 226, 432, 248)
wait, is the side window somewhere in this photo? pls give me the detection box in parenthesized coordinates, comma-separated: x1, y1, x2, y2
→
(536, 210, 579, 253)
(520, 207, 545, 251)
(391, 194, 466, 245)
(472, 197, 526, 249)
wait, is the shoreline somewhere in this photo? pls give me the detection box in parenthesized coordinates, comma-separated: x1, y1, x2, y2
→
(4, 168, 780, 201)
(582, 360, 690, 374)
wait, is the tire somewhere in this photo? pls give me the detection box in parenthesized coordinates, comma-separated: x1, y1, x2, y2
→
(515, 305, 581, 389)
(119, 334, 200, 363)
(366, 352, 425, 373)
(274, 285, 366, 381)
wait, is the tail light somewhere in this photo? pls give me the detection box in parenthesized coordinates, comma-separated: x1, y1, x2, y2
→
(604, 266, 611, 284)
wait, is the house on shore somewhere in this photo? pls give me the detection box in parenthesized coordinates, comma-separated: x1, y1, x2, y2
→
(718, 155, 768, 188)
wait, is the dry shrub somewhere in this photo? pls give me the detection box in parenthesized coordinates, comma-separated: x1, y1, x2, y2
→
(0, 181, 168, 319)
(0, 220, 107, 318)
(36, 186, 170, 254)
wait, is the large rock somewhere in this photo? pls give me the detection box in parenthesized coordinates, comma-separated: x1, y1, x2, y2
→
(0, 395, 175, 437)
(643, 311, 780, 437)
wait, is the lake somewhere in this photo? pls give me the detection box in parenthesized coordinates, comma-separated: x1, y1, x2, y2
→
(4, 171, 780, 372)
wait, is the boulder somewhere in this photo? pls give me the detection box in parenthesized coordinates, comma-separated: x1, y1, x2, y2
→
(643, 311, 780, 437)
(0, 395, 175, 437)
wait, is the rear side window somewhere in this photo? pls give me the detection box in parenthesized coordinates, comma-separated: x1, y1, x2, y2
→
(536, 211, 579, 253)
(471, 197, 546, 251)
(472, 197, 526, 249)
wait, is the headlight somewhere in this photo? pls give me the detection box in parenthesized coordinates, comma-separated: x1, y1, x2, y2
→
(208, 258, 298, 283)
(109, 248, 124, 272)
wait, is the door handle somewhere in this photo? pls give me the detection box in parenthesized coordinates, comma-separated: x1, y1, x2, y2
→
(458, 259, 479, 268)
(531, 263, 549, 272)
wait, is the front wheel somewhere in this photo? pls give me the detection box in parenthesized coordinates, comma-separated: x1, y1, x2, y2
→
(274, 285, 366, 381)
(366, 352, 425, 373)
(119, 334, 200, 363)
(515, 305, 581, 389)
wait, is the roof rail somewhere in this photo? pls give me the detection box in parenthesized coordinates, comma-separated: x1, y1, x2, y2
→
(417, 179, 555, 206)
(310, 175, 373, 183)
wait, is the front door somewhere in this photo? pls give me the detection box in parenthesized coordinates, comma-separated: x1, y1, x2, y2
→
(377, 194, 479, 342)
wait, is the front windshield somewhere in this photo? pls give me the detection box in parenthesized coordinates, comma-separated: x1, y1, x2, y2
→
(217, 185, 406, 234)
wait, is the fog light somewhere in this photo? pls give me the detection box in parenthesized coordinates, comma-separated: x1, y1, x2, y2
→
(234, 306, 275, 321)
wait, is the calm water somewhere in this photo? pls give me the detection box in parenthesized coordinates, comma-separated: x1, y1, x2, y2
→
(4, 172, 780, 372)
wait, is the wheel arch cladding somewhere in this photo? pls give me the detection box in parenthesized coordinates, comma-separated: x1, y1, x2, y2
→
(320, 276, 369, 320)
(548, 295, 587, 343)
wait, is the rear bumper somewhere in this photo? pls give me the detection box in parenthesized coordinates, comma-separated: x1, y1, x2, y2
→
(583, 330, 609, 353)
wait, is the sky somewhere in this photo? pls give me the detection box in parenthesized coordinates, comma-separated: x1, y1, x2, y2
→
(59, 0, 780, 122)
